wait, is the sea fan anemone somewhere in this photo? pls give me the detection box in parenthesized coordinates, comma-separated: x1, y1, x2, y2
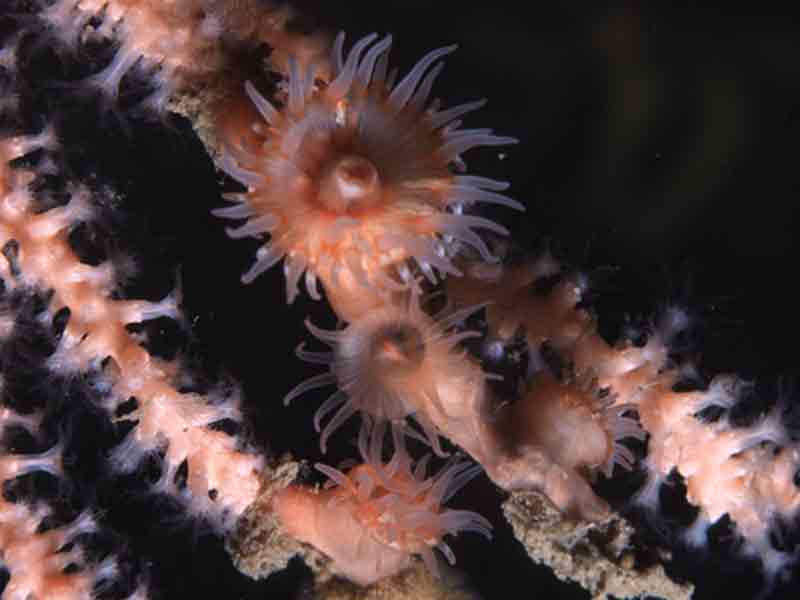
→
(503, 371, 644, 487)
(272, 419, 491, 583)
(216, 32, 521, 307)
(283, 292, 485, 454)
(476, 370, 645, 520)
(319, 421, 491, 576)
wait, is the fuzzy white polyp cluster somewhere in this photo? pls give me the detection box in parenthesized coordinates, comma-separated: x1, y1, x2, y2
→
(628, 369, 800, 585)
(0, 134, 152, 597)
(39, 0, 242, 113)
(42, 1, 162, 100)
(216, 32, 521, 312)
(0, 429, 138, 600)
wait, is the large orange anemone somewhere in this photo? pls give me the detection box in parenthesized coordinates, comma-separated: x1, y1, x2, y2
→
(216, 32, 521, 314)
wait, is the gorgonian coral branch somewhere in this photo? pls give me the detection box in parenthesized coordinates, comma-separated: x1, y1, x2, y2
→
(0, 131, 265, 532)
(449, 251, 800, 583)
(39, 0, 329, 112)
(1, 133, 149, 599)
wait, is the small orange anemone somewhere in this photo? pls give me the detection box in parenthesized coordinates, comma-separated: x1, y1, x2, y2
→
(273, 421, 490, 584)
(283, 292, 484, 454)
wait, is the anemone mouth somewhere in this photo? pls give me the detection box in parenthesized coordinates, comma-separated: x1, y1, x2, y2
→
(368, 322, 426, 374)
(317, 154, 383, 213)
